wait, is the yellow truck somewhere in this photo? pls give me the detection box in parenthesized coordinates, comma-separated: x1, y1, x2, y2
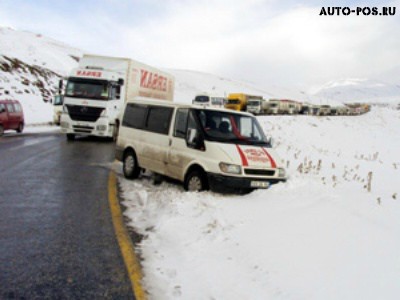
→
(225, 93, 262, 112)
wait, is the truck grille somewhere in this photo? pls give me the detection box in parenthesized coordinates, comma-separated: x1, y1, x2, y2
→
(66, 105, 104, 122)
(244, 169, 276, 176)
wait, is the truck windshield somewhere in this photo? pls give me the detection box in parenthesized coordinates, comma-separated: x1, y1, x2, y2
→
(227, 99, 240, 105)
(65, 78, 109, 100)
(247, 100, 260, 106)
(194, 109, 270, 146)
(194, 95, 210, 103)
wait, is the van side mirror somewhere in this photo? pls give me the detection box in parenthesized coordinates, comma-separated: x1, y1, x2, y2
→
(118, 78, 124, 86)
(0, 108, 5, 113)
(266, 136, 274, 147)
(186, 128, 205, 151)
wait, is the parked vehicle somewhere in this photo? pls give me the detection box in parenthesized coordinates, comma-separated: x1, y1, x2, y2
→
(115, 98, 287, 193)
(192, 93, 226, 108)
(60, 54, 175, 140)
(225, 93, 262, 112)
(246, 98, 269, 115)
(265, 99, 302, 115)
(52, 94, 64, 125)
(318, 105, 331, 116)
(0, 99, 24, 136)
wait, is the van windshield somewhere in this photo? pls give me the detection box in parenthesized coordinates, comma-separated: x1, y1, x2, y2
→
(194, 109, 270, 146)
(65, 78, 110, 100)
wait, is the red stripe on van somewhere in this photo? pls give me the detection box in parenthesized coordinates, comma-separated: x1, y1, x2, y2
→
(236, 145, 248, 166)
(261, 148, 277, 168)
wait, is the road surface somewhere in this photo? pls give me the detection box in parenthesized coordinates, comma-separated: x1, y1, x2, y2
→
(0, 131, 134, 299)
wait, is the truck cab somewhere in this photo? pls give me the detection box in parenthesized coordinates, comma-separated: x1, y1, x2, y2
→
(60, 68, 125, 140)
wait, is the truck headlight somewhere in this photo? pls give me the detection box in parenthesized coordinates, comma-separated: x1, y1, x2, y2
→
(100, 109, 107, 117)
(278, 168, 286, 177)
(96, 125, 107, 131)
(219, 162, 242, 174)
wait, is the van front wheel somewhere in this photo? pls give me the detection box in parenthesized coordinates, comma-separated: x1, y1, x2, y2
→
(184, 170, 208, 192)
(123, 150, 141, 179)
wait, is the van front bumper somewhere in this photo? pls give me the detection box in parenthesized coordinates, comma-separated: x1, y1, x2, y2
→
(207, 173, 286, 192)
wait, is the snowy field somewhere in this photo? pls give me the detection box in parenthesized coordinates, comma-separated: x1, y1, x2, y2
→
(118, 106, 400, 300)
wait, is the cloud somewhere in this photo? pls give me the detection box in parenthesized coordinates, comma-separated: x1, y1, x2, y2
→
(1, 0, 400, 88)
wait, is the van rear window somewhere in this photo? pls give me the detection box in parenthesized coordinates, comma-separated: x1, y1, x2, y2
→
(123, 103, 173, 135)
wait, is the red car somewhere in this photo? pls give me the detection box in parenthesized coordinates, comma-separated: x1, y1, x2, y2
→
(0, 99, 25, 136)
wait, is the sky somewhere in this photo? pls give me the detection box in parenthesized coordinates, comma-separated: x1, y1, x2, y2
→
(1, 0, 400, 90)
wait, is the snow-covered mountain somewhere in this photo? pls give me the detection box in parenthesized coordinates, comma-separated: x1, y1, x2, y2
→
(0, 27, 83, 123)
(0, 26, 399, 124)
(310, 78, 400, 104)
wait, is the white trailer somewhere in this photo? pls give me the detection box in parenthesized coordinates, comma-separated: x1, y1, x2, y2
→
(60, 54, 174, 140)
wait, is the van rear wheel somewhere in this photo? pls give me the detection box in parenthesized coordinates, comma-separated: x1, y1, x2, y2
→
(184, 170, 208, 192)
(17, 123, 24, 133)
(123, 150, 141, 179)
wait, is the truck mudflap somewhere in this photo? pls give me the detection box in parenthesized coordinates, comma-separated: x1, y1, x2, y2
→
(207, 172, 286, 193)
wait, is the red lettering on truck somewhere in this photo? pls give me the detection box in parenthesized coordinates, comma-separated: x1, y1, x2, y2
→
(76, 70, 102, 77)
(140, 69, 167, 91)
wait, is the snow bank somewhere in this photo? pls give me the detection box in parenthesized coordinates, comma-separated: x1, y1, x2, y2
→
(119, 106, 400, 300)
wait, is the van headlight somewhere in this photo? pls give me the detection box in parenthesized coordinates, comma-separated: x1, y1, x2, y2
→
(219, 162, 242, 174)
(278, 168, 286, 177)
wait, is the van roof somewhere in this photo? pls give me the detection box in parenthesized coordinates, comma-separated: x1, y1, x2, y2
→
(0, 99, 21, 104)
(128, 97, 254, 116)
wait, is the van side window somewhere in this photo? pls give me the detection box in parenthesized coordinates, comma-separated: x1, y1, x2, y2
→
(14, 104, 22, 112)
(6, 104, 14, 113)
(174, 108, 189, 138)
(145, 106, 173, 135)
(122, 103, 147, 129)
(0, 104, 5, 112)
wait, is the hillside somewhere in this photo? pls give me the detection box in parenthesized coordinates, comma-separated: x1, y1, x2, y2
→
(1, 26, 399, 124)
(310, 78, 400, 104)
(0, 27, 83, 123)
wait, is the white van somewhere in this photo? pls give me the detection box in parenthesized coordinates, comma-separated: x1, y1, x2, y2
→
(115, 98, 286, 192)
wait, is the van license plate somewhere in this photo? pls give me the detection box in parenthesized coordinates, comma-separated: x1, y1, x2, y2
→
(251, 181, 270, 188)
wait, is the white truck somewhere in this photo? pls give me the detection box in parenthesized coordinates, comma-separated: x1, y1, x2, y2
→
(246, 98, 268, 115)
(60, 54, 175, 140)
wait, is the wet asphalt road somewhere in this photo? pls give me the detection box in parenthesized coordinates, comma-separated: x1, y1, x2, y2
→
(0, 131, 134, 299)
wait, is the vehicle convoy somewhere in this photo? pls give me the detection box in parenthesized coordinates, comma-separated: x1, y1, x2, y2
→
(192, 93, 226, 108)
(246, 98, 269, 115)
(60, 54, 175, 140)
(0, 99, 24, 136)
(115, 98, 287, 193)
(225, 93, 263, 112)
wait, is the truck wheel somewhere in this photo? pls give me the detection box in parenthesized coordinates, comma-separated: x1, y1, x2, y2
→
(184, 170, 208, 192)
(123, 150, 141, 179)
(66, 134, 75, 141)
(0, 125, 4, 136)
(17, 123, 24, 133)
